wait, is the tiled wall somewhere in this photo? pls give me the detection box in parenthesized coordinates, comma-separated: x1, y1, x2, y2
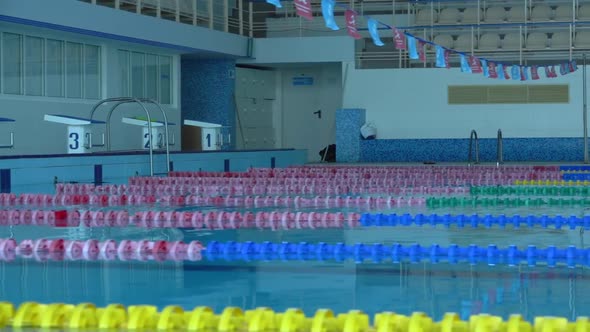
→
(181, 58, 237, 148)
(336, 108, 586, 163)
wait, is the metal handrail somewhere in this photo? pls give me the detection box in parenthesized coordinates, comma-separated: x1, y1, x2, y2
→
(0, 133, 14, 149)
(468, 129, 479, 166)
(497, 129, 504, 167)
(89, 97, 156, 176)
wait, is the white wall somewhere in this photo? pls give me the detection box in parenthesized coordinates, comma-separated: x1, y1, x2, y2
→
(342, 63, 584, 139)
(0, 24, 181, 156)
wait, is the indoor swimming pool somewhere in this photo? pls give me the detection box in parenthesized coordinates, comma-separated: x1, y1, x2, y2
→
(1, 165, 590, 330)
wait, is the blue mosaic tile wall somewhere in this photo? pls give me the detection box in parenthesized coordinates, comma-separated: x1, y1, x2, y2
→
(360, 138, 585, 162)
(336, 108, 366, 162)
(181, 58, 236, 148)
(336, 108, 585, 162)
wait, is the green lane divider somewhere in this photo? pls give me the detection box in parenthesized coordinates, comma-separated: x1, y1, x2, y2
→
(470, 186, 590, 196)
(426, 196, 590, 208)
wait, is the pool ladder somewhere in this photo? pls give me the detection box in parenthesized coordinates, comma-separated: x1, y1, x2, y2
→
(88, 97, 173, 177)
(468, 130, 479, 166)
(497, 129, 503, 167)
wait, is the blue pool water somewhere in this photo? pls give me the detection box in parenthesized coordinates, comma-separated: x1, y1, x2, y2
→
(3, 181, 590, 320)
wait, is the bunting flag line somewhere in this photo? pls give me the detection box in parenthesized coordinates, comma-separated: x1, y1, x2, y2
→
(345, 10, 361, 39)
(265, 0, 579, 81)
(294, 0, 313, 20)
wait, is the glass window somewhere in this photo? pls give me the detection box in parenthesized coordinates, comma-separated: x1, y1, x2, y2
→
(66, 42, 83, 98)
(46, 39, 64, 97)
(131, 52, 145, 98)
(118, 50, 130, 96)
(2, 33, 23, 95)
(159, 55, 172, 104)
(25, 36, 44, 96)
(146, 54, 158, 100)
(84, 44, 100, 99)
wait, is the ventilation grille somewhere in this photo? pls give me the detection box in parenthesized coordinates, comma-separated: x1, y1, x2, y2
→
(448, 84, 569, 104)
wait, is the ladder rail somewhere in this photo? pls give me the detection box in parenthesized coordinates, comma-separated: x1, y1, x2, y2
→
(468, 129, 479, 166)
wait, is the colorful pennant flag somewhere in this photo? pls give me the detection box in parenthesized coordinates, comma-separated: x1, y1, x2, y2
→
(444, 50, 450, 69)
(520, 66, 527, 81)
(393, 28, 406, 50)
(497, 64, 505, 80)
(294, 0, 313, 20)
(511, 65, 520, 80)
(408, 36, 418, 59)
(570, 61, 578, 72)
(266, 0, 282, 8)
(418, 41, 426, 62)
(531, 66, 540, 80)
(321, 0, 339, 30)
(560, 63, 568, 75)
(481, 60, 489, 77)
(367, 18, 384, 46)
(460, 54, 471, 73)
(488, 62, 497, 78)
(345, 10, 361, 39)
(469, 56, 482, 73)
(550, 65, 557, 78)
(435, 46, 446, 68)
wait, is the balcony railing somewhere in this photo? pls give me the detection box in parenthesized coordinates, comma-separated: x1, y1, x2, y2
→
(78, 0, 590, 69)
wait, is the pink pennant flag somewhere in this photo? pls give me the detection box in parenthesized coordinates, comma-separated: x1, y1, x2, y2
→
(294, 0, 313, 20)
(418, 41, 426, 62)
(544, 66, 552, 78)
(520, 67, 526, 81)
(444, 50, 451, 69)
(531, 65, 540, 80)
(503, 65, 510, 79)
(469, 56, 482, 73)
(550, 65, 557, 78)
(345, 10, 361, 39)
(393, 28, 406, 50)
(488, 62, 498, 78)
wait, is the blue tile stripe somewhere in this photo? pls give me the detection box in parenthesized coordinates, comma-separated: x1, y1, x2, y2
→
(0, 169, 11, 194)
(224, 159, 230, 172)
(169, 161, 174, 172)
(271, 157, 276, 168)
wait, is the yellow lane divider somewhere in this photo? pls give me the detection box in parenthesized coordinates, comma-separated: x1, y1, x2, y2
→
(0, 301, 589, 331)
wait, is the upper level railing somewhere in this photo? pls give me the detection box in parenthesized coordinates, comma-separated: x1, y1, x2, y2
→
(79, 0, 590, 68)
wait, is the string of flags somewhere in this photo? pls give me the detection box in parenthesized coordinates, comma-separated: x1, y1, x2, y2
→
(265, 0, 579, 80)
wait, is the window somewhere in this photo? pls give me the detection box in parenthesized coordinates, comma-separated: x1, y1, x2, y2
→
(117, 49, 173, 104)
(0, 32, 101, 99)
(66, 42, 83, 98)
(131, 52, 145, 98)
(84, 44, 100, 99)
(2, 33, 23, 95)
(25, 36, 43, 96)
(46, 39, 64, 97)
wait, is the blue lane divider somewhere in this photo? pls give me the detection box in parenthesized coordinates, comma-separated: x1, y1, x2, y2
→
(203, 241, 590, 268)
(560, 165, 590, 172)
(562, 173, 590, 180)
(358, 213, 590, 229)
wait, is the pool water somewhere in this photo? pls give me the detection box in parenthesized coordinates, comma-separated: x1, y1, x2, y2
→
(3, 167, 590, 322)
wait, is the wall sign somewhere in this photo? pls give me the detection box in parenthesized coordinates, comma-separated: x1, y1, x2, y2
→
(292, 76, 314, 86)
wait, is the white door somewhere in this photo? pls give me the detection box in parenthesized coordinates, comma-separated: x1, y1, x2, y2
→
(281, 64, 342, 162)
(235, 67, 276, 150)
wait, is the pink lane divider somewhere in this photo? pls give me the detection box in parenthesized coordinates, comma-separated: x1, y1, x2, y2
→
(0, 238, 203, 262)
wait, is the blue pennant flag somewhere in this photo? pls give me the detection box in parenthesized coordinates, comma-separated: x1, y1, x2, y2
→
(460, 54, 471, 73)
(511, 65, 520, 80)
(266, 0, 282, 8)
(367, 18, 384, 46)
(408, 36, 418, 59)
(481, 59, 489, 77)
(321, 0, 339, 30)
(435, 46, 446, 68)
